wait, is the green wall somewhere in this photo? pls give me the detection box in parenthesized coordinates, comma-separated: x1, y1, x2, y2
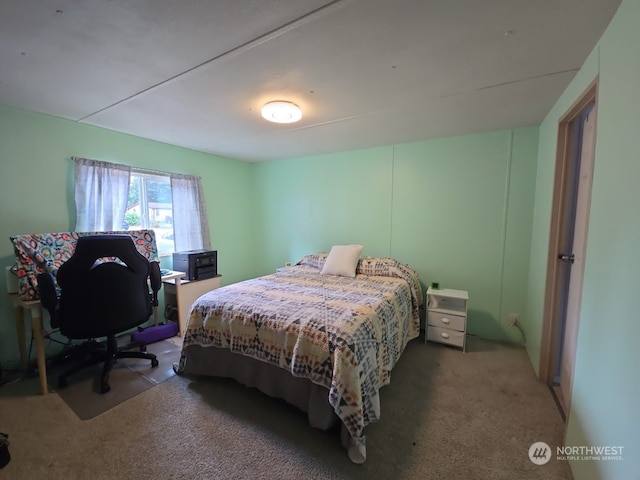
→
(0, 105, 257, 366)
(254, 127, 539, 341)
(528, 0, 637, 478)
(252, 146, 395, 267)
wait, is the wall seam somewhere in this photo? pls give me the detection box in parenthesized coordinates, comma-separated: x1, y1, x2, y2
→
(389, 146, 395, 257)
(498, 130, 514, 325)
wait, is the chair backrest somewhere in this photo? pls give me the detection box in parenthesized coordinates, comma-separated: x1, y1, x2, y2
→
(56, 235, 153, 339)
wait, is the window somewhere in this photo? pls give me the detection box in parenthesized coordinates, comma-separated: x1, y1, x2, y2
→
(125, 172, 175, 256)
(73, 157, 210, 254)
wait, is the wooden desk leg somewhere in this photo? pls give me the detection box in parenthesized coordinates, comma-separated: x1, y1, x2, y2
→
(14, 304, 28, 371)
(30, 307, 49, 395)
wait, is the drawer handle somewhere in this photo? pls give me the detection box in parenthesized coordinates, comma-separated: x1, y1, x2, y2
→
(440, 332, 450, 339)
(441, 317, 450, 324)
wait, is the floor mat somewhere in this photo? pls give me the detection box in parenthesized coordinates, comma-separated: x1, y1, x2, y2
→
(53, 339, 181, 420)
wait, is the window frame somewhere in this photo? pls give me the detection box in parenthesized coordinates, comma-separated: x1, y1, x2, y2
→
(127, 170, 175, 256)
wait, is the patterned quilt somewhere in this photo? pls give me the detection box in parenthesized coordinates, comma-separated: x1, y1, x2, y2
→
(176, 256, 422, 462)
(9, 230, 159, 301)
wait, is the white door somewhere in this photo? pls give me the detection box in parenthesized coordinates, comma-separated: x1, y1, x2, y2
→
(557, 104, 596, 409)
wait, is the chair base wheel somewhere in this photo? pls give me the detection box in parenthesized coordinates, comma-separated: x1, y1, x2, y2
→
(151, 358, 159, 368)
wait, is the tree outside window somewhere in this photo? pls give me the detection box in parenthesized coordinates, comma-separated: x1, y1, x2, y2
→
(125, 172, 175, 255)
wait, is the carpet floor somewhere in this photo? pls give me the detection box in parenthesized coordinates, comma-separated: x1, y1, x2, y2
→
(0, 335, 573, 480)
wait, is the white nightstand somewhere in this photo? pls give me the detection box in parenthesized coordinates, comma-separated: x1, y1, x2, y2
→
(425, 287, 469, 352)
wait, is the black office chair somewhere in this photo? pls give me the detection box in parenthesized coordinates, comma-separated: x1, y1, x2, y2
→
(37, 235, 161, 393)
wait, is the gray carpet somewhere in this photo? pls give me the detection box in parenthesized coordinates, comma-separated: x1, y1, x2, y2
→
(0, 335, 573, 480)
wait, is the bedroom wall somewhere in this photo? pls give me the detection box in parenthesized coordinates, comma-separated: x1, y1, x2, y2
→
(253, 126, 539, 343)
(528, 0, 637, 478)
(0, 104, 257, 367)
(0, 104, 538, 369)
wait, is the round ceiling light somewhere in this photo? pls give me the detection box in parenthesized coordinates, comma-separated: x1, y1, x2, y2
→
(261, 101, 302, 124)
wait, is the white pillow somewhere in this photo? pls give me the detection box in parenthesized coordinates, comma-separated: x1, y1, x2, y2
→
(321, 244, 363, 277)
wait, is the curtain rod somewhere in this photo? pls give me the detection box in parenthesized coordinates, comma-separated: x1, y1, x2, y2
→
(72, 156, 200, 179)
(132, 166, 202, 181)
(131, 165, 172, 176)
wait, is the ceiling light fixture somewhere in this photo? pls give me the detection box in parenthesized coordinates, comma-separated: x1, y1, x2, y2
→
(261, 101, 302, 124)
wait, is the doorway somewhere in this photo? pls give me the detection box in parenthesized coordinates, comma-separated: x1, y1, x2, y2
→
(539, 78, 598, 421)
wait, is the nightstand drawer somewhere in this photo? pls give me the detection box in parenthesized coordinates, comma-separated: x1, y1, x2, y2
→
(427, 311, 466, 332)
(427, 325, 465, 348)
(428, 293, 467, 311)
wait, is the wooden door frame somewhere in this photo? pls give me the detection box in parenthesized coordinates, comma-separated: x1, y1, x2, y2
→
(539, 77, 599, 389)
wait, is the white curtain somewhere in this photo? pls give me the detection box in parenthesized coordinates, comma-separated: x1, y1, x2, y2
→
(73, 157, 131, 232)
(170, 173, 211, 251)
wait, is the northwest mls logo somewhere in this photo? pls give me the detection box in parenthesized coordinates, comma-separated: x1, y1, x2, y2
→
(528, 442, 552, 465)
(529, 442, 625, 464)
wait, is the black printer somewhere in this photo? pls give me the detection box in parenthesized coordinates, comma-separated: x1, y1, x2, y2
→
(172, 249, 217, 281)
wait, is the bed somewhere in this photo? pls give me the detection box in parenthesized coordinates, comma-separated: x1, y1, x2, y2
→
(174, 251, 422, 463)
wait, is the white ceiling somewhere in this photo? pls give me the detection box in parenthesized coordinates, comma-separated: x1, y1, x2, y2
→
(0, 0, 621, 162)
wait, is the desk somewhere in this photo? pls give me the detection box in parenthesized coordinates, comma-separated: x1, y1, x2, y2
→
(11, 270, 188, 396)
(12, 295, 48, 395)
(154, 270, 186, 325)
(162, 275, 221, 337)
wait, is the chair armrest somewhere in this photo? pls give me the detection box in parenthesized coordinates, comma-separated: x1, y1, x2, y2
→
(149, 262, 162, 307)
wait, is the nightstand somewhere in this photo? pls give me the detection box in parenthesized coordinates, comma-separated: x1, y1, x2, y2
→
(425, 287, 469, 352)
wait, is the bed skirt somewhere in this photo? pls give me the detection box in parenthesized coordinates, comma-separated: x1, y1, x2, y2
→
(177, 345, 364, 461)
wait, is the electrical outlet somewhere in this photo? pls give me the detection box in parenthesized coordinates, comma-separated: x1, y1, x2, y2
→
(508, 313, 519, 327)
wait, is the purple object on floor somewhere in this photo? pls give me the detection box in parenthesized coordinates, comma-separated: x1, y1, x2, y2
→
(131, 322, 179, 345)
